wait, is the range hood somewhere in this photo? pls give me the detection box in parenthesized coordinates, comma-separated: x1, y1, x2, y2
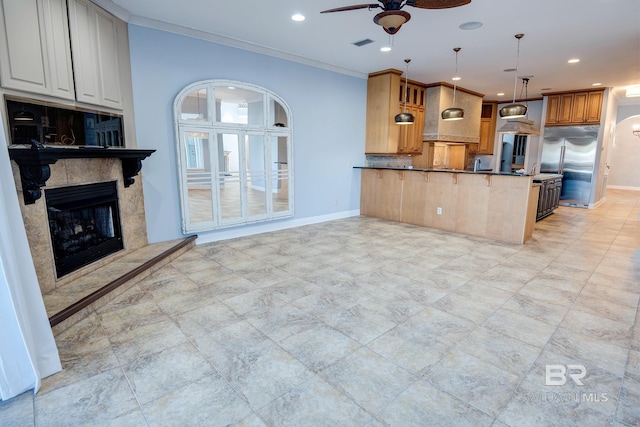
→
(498, 117, 540, 135)
(422, 83, 483, 143)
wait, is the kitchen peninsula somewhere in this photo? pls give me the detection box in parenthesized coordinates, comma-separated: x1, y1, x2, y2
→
(357, 167, 540, 244)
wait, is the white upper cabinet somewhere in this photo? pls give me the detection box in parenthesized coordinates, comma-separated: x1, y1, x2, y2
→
(0, 0, 75, 100)
(67, 0, 122, 109)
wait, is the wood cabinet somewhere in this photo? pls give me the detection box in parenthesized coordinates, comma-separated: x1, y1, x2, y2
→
(360, 168, 403, 221)
(366, 69, 426, 154)
(0, 0, 75, 100)
(535, 176, 562, 221)
(0, 0, 129, 111)
(478, 103, 496, 154)
(359, 168, 539, 244)
(68, 0, 123, 109)
(545, 89, 604, 126)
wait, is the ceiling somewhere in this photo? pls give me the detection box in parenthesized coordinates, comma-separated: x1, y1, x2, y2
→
(100, 0, 640, 103)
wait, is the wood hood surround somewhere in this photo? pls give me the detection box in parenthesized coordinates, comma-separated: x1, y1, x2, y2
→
(423, 82, 483, 143)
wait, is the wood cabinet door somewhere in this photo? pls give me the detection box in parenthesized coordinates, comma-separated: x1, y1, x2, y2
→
(585, 91, 603, 123)
(94, 6, 121, 108)
(558, 94, 574, 122)
(478, 118, 496, 155)
(365, 72, 399, 154)
(397, 105, 423, 154)
(0, 0, 74, 99)
(571, 92, 588, 123)
(410, 106, 425, 153)
(360, 169, 403, 221)
(545, 95, 560, 124)
(68, 0, 122, 109)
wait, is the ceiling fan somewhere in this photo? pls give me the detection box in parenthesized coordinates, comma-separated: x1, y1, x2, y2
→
(321, 0, 471, 34)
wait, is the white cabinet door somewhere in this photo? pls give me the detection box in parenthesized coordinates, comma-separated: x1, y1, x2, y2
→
(0, 0, 74, 99)
(68, 0, 122, 109)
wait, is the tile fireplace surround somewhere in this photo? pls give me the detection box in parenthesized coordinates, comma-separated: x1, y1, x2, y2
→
(10, 148, 152, 298)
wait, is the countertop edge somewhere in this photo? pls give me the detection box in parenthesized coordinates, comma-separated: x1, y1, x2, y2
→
(353, 166, 534, 178)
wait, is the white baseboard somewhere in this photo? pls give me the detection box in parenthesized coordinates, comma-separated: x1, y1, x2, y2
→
(195, 210, 361, 245)
(607, 185, 640, 191)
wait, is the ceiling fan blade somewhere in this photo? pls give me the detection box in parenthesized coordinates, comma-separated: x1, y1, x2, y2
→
(320, 4, 381, 13)
(410, 0, 471, 9)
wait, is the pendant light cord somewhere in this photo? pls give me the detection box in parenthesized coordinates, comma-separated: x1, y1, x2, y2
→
(403, 59, 410, 113)
(452, 48, 460, 107)
(511, 34, 524, 103)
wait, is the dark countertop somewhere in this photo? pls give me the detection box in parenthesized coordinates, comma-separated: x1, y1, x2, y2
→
(532, 173, 563, 182)
(354, 166, 533, 178)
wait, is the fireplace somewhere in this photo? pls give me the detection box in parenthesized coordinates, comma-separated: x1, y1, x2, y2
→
(45, 181, 123, 277)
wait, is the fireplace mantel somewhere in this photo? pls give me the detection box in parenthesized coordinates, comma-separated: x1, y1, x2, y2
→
(8, 143, 155, 204)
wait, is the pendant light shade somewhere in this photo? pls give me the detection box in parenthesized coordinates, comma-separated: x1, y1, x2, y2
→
(395, 112, 415, 124)
(395, 58, 415, 125)
(442, 47, 464, 121)
(499, 34, 528, 119)
(441, 107, 464, 121)
(499, 103, 527, 119)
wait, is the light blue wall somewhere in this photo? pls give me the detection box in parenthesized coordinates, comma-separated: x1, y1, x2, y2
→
(127, 25, 366, 243)
(617, 104, 640, 122)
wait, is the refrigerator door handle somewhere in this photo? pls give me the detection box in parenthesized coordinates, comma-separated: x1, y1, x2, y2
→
(559, 145, 566, 174)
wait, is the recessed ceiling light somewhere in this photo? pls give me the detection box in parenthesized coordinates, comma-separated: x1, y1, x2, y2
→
(592, 82, 602, 86)
(568, 58, 580, 64)
(228, 86, 235, 90)
(497, 93, 505, 96)
(291, 13, 305, 22)
(459, 21, 483, 30)
(380, 46, 391, 52)
(452, 76, 461, 81)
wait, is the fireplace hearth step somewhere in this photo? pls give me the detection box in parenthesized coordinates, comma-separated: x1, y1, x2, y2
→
(45, 236, 196, 335)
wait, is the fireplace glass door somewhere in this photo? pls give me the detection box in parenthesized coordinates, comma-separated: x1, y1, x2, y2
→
(45, 181, 123, 277)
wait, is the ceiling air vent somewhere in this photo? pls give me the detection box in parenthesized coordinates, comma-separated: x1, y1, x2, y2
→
(352, 38, 374, 47)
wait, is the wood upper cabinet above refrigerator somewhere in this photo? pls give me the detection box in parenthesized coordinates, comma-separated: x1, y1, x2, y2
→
(0, 0, 75, 100)
(544, 89, 604, 126)
(68, 0, 123, 109)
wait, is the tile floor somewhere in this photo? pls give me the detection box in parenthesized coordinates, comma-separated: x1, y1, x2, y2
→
(2, 189, 639, 426)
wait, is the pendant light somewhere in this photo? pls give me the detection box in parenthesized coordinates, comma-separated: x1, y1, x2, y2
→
(395, 58, 415, 125)
(499, 34, 528, 119)
(442, 47, 464, 121)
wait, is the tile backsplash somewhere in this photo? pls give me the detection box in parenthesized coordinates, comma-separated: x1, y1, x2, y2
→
(365, 155, 413, 168)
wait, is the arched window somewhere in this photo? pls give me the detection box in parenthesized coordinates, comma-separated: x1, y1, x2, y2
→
(174, 80, 293, 232)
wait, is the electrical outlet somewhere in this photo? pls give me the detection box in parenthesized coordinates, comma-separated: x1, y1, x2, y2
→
(437, 207, 442, 215)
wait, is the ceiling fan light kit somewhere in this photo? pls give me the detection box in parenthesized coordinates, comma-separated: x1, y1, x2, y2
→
(374, 10, 410, 34)
(500, 33, 528, 119)
(321, 0, 471, 34)
(442, 47, 465, 121)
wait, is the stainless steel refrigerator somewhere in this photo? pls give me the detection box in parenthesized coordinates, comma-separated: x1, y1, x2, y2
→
(540, 125, 599, 207)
